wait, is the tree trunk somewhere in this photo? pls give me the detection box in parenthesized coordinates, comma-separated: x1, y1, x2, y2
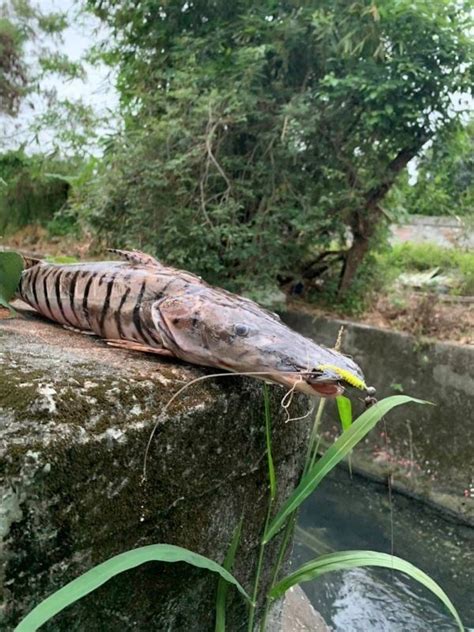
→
(337, 138, 430, 296)
(338, 230, 371, 294)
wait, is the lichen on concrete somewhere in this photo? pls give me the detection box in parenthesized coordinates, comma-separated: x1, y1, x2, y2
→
(0, 308, 314, 631)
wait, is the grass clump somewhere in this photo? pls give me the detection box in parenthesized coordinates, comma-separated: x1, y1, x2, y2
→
(376, 243, 474, 295)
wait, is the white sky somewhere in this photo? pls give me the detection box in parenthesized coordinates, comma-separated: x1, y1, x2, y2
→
(0, 0, 119, 154)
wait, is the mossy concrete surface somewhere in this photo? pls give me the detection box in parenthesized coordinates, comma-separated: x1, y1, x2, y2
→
(282, 310, 474, 524)
(0, 307, 314, 631)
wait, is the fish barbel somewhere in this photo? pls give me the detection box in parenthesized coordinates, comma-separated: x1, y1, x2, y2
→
(18, 249, 370, 398)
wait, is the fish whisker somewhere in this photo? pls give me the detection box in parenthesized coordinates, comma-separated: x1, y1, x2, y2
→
(142, 369, 320, 482)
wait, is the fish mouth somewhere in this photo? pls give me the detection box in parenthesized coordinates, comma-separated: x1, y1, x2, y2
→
(308, 381, 345, 397)
(271, 371, 347, 398)
(273, 364, 368, 398)
(253, 355, 369, 399)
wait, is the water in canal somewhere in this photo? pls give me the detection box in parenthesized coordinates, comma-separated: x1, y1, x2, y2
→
(294, 466, 474, 631)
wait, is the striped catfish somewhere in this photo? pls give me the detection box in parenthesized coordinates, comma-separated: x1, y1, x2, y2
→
(17, 249, 373, 398)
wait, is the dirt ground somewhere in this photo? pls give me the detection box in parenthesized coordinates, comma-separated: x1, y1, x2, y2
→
(290, 292, 474, 345)
(3, 225, 97, 259)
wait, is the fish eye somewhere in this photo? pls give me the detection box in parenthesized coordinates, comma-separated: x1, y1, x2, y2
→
(234, 324, 249, 337)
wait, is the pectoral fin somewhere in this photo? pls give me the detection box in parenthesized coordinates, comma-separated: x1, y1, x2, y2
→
(63, 325, 97, 336)
(105, 338, 175, 357)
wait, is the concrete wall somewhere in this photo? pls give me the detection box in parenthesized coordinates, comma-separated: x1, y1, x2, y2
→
(281, 311, 474, 524)
(0, 309, 315, 631)
(390, 214, 473, 249)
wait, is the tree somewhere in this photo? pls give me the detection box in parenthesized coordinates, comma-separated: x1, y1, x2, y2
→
(388, 120, 473, 218)
(0, 5, 27, 114)
(0, 0, 99, 156)
(83, 0, 472, 296)
(0, 0, 71, 115)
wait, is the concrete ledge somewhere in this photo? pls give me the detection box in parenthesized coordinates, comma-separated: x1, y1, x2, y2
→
(281, 586, 329, 632)
(0, 308, 316, 631)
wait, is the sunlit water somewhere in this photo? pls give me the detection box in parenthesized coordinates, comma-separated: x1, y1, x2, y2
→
(293, 467, 474, 631)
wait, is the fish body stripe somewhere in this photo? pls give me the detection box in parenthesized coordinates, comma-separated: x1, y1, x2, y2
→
(139, 300, 164, 346)
(25, 266, 43, 313)
(115, 287, 131, 339)
(99, 274, 116, 334)
(31, 266, 42, 310)
(23, 265, 41, 310)
(42, 268, 56, 319)
(93, 273, 107, 333)
(82, 274, 95, 327)
(68, 271, 81, 327)
(132, 281, 152, 344)
(47, 268, 62, 322)
(54, 269, 75, 327)
(142, 317, 163, 346)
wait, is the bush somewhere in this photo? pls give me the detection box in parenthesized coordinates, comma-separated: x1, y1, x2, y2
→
(387, 121, 473, 218)
(376, 243, 474, 295)
(0, 151, 74, 234)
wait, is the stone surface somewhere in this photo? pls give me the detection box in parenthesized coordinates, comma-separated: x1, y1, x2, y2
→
(281, 586, 329, 632)
(281, 310, 474, 524)
(0, 306, 317, 631)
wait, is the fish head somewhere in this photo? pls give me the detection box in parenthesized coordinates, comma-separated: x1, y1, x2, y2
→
(152, 290, 368, 398)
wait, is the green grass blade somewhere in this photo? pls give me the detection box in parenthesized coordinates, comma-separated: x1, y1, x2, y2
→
(0, 251, 23, 313)
(336, 395, 352, 431)
(263, 383, 276, 501)
(264, 396, 427, 543)
(270, 550, 464, 632)
(15, 544, 251, 632)
(215, 520, 243, 632)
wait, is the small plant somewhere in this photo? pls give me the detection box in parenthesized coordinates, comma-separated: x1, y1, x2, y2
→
(377, 243, 474, 296)
(13, 388, 464, 632)
(390, 382, 405, 394)
(0, 250, 23, 314)
(0, 152, 72, 235)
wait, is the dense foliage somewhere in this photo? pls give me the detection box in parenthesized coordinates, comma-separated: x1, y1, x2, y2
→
(0, 10, 26, 115)
(79, 0, 472, 298)
(388, 121, 473, 218)
(0, 151, 75, 234)
(376, 242, 474, 295)
(0, 0, 69, 115)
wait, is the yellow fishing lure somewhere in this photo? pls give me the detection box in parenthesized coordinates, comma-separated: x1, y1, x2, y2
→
(316, 363, 368, 391)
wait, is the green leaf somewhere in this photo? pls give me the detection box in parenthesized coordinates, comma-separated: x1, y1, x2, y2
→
(0, 251, 24, 314)
(270, 551, 464, 632)
(215, 519, 243, 632)
(263, 383, 276, 501)
(15, 544, 251, 632)
(264, 396, 427, 542)
(336, 395, 352, 431)
(44, 255, 79, 264)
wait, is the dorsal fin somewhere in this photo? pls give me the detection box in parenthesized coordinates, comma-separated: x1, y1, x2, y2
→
(21, 254, 43, 270)
(107, 248, 162, 268)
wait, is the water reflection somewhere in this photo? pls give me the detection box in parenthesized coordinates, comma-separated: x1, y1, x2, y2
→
(293, 467, 474, 631)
